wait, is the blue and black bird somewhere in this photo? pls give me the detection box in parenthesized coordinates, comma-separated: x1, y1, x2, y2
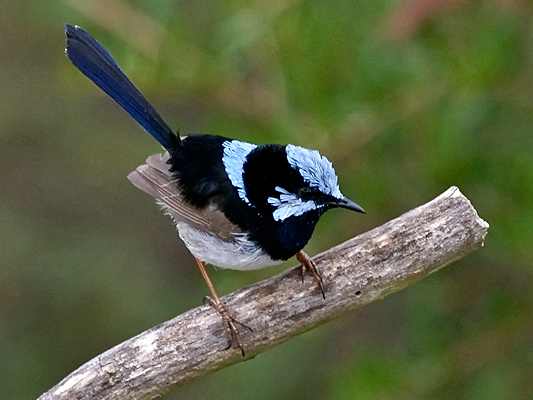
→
(64, 24, 364, 354)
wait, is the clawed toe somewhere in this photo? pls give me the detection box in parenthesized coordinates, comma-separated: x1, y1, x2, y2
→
(296, 251, 325, 299)
(204, 295, 252, 357)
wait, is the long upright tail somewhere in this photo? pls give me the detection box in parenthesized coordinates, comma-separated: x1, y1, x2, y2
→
(64, 24, 181, 150)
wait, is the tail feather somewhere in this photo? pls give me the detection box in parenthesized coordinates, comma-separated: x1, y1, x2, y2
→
(64, 24, 180, 150)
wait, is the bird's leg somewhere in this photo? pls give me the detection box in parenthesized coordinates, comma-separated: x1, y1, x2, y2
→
(296, 250, 325, 299)
(194, 258, 252, 356)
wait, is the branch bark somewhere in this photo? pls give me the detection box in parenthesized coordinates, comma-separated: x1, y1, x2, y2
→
(38, 186, 489, 400)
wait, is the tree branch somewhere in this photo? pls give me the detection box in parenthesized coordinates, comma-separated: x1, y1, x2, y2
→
(38, 186, 489, 400)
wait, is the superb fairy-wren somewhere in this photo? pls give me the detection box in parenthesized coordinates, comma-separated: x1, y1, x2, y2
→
(64, 24, 364, 355)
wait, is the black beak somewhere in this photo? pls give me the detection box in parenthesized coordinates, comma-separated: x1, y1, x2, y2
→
(335, 197, 365, 214)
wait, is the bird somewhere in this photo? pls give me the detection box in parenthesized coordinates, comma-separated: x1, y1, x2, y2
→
(64, 24, 364, 355)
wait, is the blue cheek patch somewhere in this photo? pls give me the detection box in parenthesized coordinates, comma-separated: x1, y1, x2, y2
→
(222, 140, 257, 204)
(268, 186, 321, 221)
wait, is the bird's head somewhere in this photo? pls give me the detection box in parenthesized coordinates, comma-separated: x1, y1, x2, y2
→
(222, 140, 364, 223)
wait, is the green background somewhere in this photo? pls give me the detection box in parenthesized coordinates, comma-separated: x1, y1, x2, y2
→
(1, 0, 532, 399)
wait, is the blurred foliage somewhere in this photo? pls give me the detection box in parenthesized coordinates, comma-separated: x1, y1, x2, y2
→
(0, 0, 532, 399)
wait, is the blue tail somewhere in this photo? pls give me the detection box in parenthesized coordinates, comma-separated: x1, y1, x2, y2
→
(65, 24, 180, 150)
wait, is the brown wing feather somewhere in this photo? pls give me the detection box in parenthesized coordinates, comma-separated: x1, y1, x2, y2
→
(127, 152, 242, 242)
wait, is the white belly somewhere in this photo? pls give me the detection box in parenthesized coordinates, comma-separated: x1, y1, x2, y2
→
(176, 222, 282, 270)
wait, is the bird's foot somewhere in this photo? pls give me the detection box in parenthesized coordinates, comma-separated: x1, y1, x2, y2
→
(203, 296, 253, 357)
(296, 250, 325, 299)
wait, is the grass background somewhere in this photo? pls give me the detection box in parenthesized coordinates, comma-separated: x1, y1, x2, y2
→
(1, 0, 532, 399)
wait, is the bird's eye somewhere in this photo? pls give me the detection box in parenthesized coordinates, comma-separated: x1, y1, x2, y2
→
(298, 187, 316, 200)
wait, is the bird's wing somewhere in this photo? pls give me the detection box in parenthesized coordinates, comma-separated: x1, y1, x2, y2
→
(128, 152, 242, 242)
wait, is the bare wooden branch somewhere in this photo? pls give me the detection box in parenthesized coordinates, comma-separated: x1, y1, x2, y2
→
(38, 186, 488, 400)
